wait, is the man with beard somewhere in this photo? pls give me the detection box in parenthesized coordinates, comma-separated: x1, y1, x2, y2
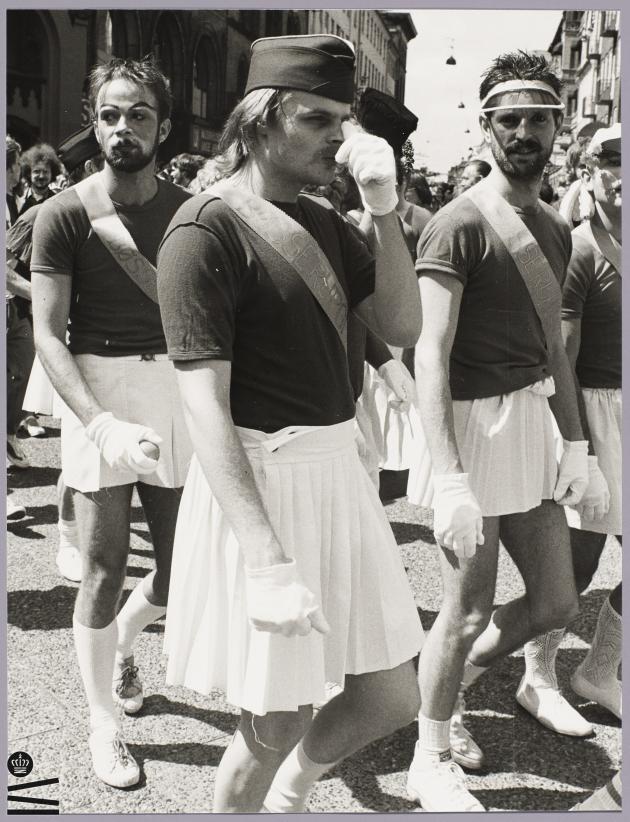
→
(18, 143, 61, 215)
(31, 56, 191, 789)
(405, 51, 607, 811)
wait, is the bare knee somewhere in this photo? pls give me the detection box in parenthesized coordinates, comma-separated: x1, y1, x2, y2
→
(441, 603, 493, 647)
(531, 594, 579, 635)
(241, 706, 313, 761)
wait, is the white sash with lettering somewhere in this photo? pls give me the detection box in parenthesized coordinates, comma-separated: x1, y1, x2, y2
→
(205, 180, 348, 351)
(73, 172, 159, 303)
(464, 180, 562, 348)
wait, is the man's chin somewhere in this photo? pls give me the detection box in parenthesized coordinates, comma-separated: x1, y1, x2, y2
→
(107, 155, 154, 173)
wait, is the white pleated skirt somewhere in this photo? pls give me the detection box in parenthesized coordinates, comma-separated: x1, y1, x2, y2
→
(60, 354, 192, 493)
(407, 378, 558, 517)
(22, 354, 58, 416)
(565, 387, 622, 535)
(163, 420, 424, 716)
(358, 363, 418, 471)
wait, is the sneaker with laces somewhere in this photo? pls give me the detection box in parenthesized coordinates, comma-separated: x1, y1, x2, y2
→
(113, 656, 144, 714)
(88, 726, 140, 788)
(570, 667, 621, 720)
(407, 745, 485, 811)
(7, 495, 26, 523)
(20, 415, 46, 438)
(7, 435, 30, 469)
(516, 675, 594, 736)
(450, 692, 484, 769)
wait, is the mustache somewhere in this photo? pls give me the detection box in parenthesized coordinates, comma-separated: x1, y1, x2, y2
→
(506, 140, 541, 154)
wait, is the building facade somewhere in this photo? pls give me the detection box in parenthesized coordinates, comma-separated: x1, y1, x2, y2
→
(6, 9, 414, 161)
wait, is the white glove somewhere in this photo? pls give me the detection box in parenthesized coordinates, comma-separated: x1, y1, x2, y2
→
(378, 359, 416, 411)
(335, 123, 398, 216)
(573, 455, 610, 521)
(245, 559, 330, 638)
(553, 439, 589, 506)
(85, 411, 162, 474)
(432, 473, 484, 559)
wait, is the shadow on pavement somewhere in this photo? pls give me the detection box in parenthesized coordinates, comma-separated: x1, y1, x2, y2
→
(141, 694, 239, 736)
(390, 519, 435, 545)
(8, 466, 60, 489)
(474, 785, 607, 812)
(7, 503, 59, 533)
(8, 586, 77, 630)
(129, 740, 226, 772)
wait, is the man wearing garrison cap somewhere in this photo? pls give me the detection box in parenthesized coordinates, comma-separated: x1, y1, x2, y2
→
(157, 34, 424, 812)
(405, 52, 607, 811)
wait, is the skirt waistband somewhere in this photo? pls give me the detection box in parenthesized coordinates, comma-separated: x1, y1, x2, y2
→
(236, 420, 355, 462)
(74, 353, 170, 363)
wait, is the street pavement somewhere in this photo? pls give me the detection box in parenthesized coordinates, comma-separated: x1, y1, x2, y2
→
(6, 417, 622, 814)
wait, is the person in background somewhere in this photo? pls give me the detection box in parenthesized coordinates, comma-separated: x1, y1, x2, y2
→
(18, 143, 61, 215)
(405, 169, 433, 212)
(169, 152, 206, 191)
(458, 158, 491, 193)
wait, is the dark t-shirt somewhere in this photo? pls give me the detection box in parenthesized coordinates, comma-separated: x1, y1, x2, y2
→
(562, 223, 621, 389)
(157, 192, 376, 432)
(416, 195, 572, 400)
(31, 178, 190, 356)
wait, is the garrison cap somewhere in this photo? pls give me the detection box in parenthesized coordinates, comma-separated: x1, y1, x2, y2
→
(357, 87, 418, 156)
(57, 125, 100, 173)
(588, 122, 621, 155)
(244, 34, 356, 103)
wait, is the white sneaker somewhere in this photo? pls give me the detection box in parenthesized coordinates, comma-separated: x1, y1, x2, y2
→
(20, 415, 46, 437)
(450, 692, 484, 770)
(113, 656, 144, 715)
(571, 667, 622, 720)
(88, 726, 140, 788)
(7, 435, 30, 469)
(516, 676, 594, 736)
(56, 544, 82, 583)
(407, 745, 485, 811)
(7, 495, 26, 523)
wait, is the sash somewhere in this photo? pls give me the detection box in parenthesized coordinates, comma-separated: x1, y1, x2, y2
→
(464, 180, 562, 349)
(73, 172, 159, 303)
(205, 180, 348, 351)
(585, 210, 621, 275)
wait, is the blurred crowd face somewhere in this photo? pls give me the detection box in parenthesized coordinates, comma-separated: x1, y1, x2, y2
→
(30, 161, 53, 195)
(7, 155, 21, 192)
(94, 78, 171, 173)
(459, 165, 483, 192)
(483, 108, 557, 182)
(590, 150, 622, 212)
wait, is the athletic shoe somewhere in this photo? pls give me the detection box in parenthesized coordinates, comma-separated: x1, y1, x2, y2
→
(450, 692, 484, 770)
(88, 726, 140, 788)
(113, 656, 144, 715)
(516, 676, 594, 736)
(570, 773, 622, 811)
(407, 745, 485, 811)
(570, 667, 621, 720)
(7, 496, 26, 523)
(56, 544, 82, 583)
(7, 435, 30, 469)
(19, 415, 46, 437)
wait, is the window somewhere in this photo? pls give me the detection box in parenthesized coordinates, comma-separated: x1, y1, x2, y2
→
(192, 36, 219, 120)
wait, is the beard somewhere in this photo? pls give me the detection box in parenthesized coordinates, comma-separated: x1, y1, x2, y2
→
(105, 131, 160, 173)
(490, 138, 551, 181)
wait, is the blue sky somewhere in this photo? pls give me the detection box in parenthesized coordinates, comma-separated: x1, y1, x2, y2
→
(404, 9, 564, 172)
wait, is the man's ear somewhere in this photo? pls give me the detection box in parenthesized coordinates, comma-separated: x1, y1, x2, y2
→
(580, 168, 593, 190)
(158, 118, 172, 144)
(479, 114, 491, 144)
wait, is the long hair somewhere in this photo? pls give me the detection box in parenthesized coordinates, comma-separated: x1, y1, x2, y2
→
(213, 88, 287, 178)
(88, 55, 172, 122)
(21, 143, 61, 182)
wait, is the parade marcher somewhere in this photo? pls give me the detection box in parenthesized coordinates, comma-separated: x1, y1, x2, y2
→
(6, 134, 29, 521)
(157, 34, 424, 813)
(7, 124, 105, 582)
(405, 51, 606, 811)
(18, 143, 61, 215)
(31, 56, 192, 789)
(458, 158, 491, 193)
(518, 123, 622, 731)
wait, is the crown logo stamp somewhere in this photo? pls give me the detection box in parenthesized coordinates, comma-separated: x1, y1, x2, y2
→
(7, 751, 33, 778)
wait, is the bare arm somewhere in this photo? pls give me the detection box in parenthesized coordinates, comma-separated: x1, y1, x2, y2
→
(414, 272, 464, 474)
(31, 271, 104, 425)
(546, 319, 585, 443)
(561, 315, 593, 450)
(174, 359, 289, 570)
(353, 210, 422, 348)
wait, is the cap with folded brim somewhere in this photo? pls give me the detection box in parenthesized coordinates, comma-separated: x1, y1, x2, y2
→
(357, 87, 418, 156)
(588, 122, 621, 155)
(57, 125, 100, 173)
(244, 34, 356, 103)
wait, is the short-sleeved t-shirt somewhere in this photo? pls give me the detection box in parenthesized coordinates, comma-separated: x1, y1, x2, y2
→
(416, 195, 572, 400)
(157, 192, 375, 432)
(31, 178, 190, 356)
(562, 223, 621, 389)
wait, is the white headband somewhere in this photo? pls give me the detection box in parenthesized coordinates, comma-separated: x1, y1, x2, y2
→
(480, 80, 564, 112)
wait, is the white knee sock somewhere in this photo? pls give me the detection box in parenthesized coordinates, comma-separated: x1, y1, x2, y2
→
(523, 629, 565, 689)
(263, 740, 335, 813)
(73, 616, 119, 732)
(416, 713, 451, 756)
(116, 580, 166, 662)
(580, 597, 622, 684)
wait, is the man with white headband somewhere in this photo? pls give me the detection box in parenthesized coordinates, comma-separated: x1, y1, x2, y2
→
(157, 34, 424, 812)
(405, 51, 606, 811)
(518, 123, 622, 732)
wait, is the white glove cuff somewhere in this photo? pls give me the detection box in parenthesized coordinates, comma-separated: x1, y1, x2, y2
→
(85, 411, 114, 442)
(562, 439, 588, 454)
(245, 558, 296, 585)
(587, 455, 600, 469)
(362, 187, 399, 217)
(432, 472, 472, 496)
